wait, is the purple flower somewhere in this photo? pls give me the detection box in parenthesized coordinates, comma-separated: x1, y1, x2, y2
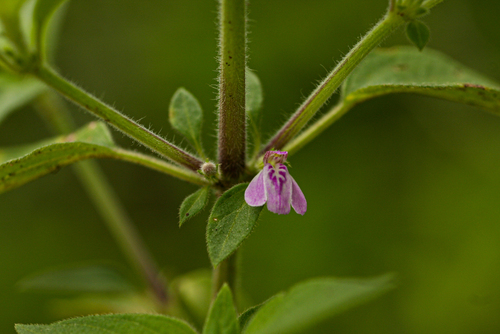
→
(245, 151, 307, 215)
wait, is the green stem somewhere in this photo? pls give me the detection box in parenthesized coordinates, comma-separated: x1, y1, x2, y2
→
(389, 0, 397, 12)
(73, 160, 169, 306)
(33, 65, 204, 172)
(34, 93, 170, 307)
(217, 0, 247, 181)
(423, 0, 445, 9)
(277, 0, 448, 159)
(212, 251, 239, 304)
(109, 148, 210, 186)
(260, 11, 404, 155)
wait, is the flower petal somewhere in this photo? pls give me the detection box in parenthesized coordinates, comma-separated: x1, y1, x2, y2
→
(245, 170, 267, 206)
(290, 175, 307, 215)
(264, 163, 292, 214)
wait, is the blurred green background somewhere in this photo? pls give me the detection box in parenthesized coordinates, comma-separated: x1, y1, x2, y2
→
(2, 0, 500, 333)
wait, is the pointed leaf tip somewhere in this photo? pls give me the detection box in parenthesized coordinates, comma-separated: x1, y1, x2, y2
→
(169, 87, 205, 157)
(203, 284, 239, 334)
(406, 20, 430, 51)
(179, 186, 210, 227)
(243, 274, 395, 334)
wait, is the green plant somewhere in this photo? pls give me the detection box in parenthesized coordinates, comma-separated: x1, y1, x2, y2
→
(1, 0, 499, 333)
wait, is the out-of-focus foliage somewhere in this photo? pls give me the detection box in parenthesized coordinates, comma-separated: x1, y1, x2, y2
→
(1, 0, 500, 333)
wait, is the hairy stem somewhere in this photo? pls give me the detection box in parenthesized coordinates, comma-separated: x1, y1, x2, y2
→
(272, 0, 448, 159)
(217, 0, 247, 181)
(33, 65, 203, 171)
(260, 11, 404, 155)
(389, 0, 397, 12)
(34, 93, 169, 307)
(74, 161, 169, 306)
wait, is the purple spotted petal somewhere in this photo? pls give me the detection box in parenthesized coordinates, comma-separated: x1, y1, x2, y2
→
(290, 175, 307, 215)
(245, 169, 267, 206)
(263, 163, 292, 215)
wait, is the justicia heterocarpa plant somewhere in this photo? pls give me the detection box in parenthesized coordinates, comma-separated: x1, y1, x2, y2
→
(1, 0, 500, 333)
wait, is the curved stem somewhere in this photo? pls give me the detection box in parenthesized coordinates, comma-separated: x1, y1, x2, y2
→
(34, 93, 170, 307)
(33, 65, 204, 172)
(73, 160, 169, 306)
(217, 0, 247, 181)
(260, 12, 404, 155)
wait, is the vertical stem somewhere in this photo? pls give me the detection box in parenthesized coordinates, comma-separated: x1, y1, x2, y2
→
(34, 93, 169, 307)
(217, 0, 247, 181)
(212, 251, 239, 304)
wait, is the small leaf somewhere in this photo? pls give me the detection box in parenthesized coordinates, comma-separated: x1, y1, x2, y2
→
(0, 71, 47, 125)
(243, 274, 395, 334)
(17, 263, 135, 294)
(29, 0, 69, 57)
(341, 46, 500, 114)
(179, 186, 210, 226)
(246, 70, 263, 123)
(415, 7, 429, 17)
(246, 70, 264, 157)
(15, 313, 198, 334)
(169, 87, 204, 157)
(0, 0, 27, 52)
(406, 20, 430, 51)
(207, 183, 263, 267)
(203, 284, 239, 334)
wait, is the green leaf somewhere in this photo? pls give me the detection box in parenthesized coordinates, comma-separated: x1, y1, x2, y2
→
(341, 46, 500, 113)
(15, 313, 199, 334)
(179, 186, 210, 227)
(238, 301, 269, 332)
(29, 0, 69, 58)
(17, 263, 135, 294)
(246, 70, 263, 124)
(206, 183, 263, 267)
(0, 121, 114, 164)
(0, 0, 27, 54)
(243, 274, 395, 334)
(246, 70, 263, 156)
(0, 71, 47, 124)
(169, 87, 204, 157)
(0, 122, 206, 194)
(406, 20, 430, 51)
(203, 284, 239, 334)
(0, 122, 112, 193)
